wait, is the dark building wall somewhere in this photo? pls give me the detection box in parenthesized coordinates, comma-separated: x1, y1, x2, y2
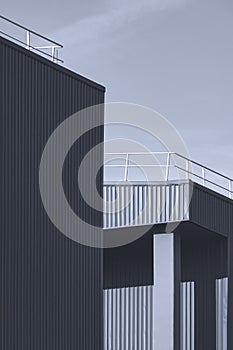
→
(228, 234, 233, 349)
(188, 183, 233, 349)
(180, 227, 227, 350)
(0, 36, 105, 350)
(103, 226, 155, 289)
(104, 221, 229, 350)
(190, 182, 233, 237)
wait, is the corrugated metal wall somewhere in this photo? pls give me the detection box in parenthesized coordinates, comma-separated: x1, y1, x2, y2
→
(180, 278, 228, 350)
(190, 182, 233, 237)
(180, 282, 195, 350)
(216, 277, 228, 350)
(104, 233, 175, 350)
(104, 182, 233, 242)
(103, 286, 154, 350)
(228, 234, 233, 349)
(104, 183, 189, 228)
(0, 36, 105, 350)
(181, 230, 228, 350)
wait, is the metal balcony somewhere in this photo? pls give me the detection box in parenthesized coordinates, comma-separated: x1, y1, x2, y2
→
(104, 152, 233, 230)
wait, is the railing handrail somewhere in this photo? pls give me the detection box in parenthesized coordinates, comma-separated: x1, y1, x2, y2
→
(104, 152, 233, 199)
(173, 152, 232, 181)
(0, 15, 63, 63)
(0, 15, 62, 46)
(105, 151, 175, 155)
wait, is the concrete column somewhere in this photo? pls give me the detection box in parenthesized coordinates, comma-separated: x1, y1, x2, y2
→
(153, 233, 174, 350)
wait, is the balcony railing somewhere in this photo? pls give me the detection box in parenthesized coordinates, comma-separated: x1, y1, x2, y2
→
(0, 15, 63, 63)
(104, 152, 233, 199)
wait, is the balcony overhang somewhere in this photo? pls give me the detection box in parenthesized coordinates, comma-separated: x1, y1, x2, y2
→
(103, 180, 233, 237)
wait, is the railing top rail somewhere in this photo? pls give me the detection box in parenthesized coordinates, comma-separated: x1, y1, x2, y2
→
(0, 31, 64, 63)
(0, 15, 62, 47)
(0, 15, 63, 63)
(104, 151, 233, 198)
(173, 152, 232, 181)
(105, 151, 175, 155)
(105, 151, 233, 182)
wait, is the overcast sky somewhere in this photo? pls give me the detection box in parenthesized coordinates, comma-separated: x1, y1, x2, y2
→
(2, 0, 233, 179)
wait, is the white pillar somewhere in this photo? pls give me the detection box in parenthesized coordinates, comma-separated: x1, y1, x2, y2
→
(153, 233, 174, 350)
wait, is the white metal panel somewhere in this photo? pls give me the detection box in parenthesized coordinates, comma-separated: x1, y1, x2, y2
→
(103, 285, 154, 350)
(216, 277, 228, 350)
(180, 281, 195, 350)
(103, 183, 190, 228)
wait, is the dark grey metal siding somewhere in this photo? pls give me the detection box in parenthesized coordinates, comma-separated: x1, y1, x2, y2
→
(103, 226, 155, 289)
(190, 182, 233, 237)
(188, 183, 233, 350)
(228, 231, 233, 349)
(104, 222, 229, 350)
(180, 227, 227, 350)
(0, 36, 105, 350)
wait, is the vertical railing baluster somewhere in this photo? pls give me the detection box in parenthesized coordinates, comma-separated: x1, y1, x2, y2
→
(202, 167, 205, 187)
(124, 153, 129, 182)
(51, 46, 55, 62)
(229, 179, 232, 199)
(185, 159, 189, 180)
(26, 30, 30, 50)
(165, 152, 170, 182)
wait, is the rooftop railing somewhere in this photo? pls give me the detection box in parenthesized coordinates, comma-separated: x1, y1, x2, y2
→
(0, 15, 63, 63)
(104, 152, 233, 199)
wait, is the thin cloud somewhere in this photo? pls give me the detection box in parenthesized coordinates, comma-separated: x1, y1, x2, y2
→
(54, 0, 189, 52)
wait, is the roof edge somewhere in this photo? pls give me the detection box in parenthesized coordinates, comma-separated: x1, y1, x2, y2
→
(0, 35, 106, 92)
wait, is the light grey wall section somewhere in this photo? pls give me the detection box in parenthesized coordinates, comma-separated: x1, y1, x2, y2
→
(180, 282, 195, 350)
(103, 183, 189, 228)
(216, 277, 228, 350)
(103, 285, 154, 350)
(153, 233, 174, 350)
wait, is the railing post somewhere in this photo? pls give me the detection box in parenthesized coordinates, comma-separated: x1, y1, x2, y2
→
(202, 167, 205, 187)
(124, 153, 129, 182)
(229, 179, 232, 199)
(185, 159, 189, 180)
(26, 30, 30, 50)
(165, 152, 170, 182)
(51, 46, 55, 62)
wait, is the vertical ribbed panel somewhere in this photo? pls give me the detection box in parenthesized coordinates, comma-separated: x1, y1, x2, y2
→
(103, 183, 189, 228)
(180, 282, 195, 350)
(103, 285, 154, 350)
(0, 36, 105, 350)
(190, 182, 233, 237)
(216, 278, 228, 350)
(181, 232, 228, 350)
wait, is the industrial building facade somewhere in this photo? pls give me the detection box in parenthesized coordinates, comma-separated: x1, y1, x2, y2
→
(1, 19, 233, 350)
